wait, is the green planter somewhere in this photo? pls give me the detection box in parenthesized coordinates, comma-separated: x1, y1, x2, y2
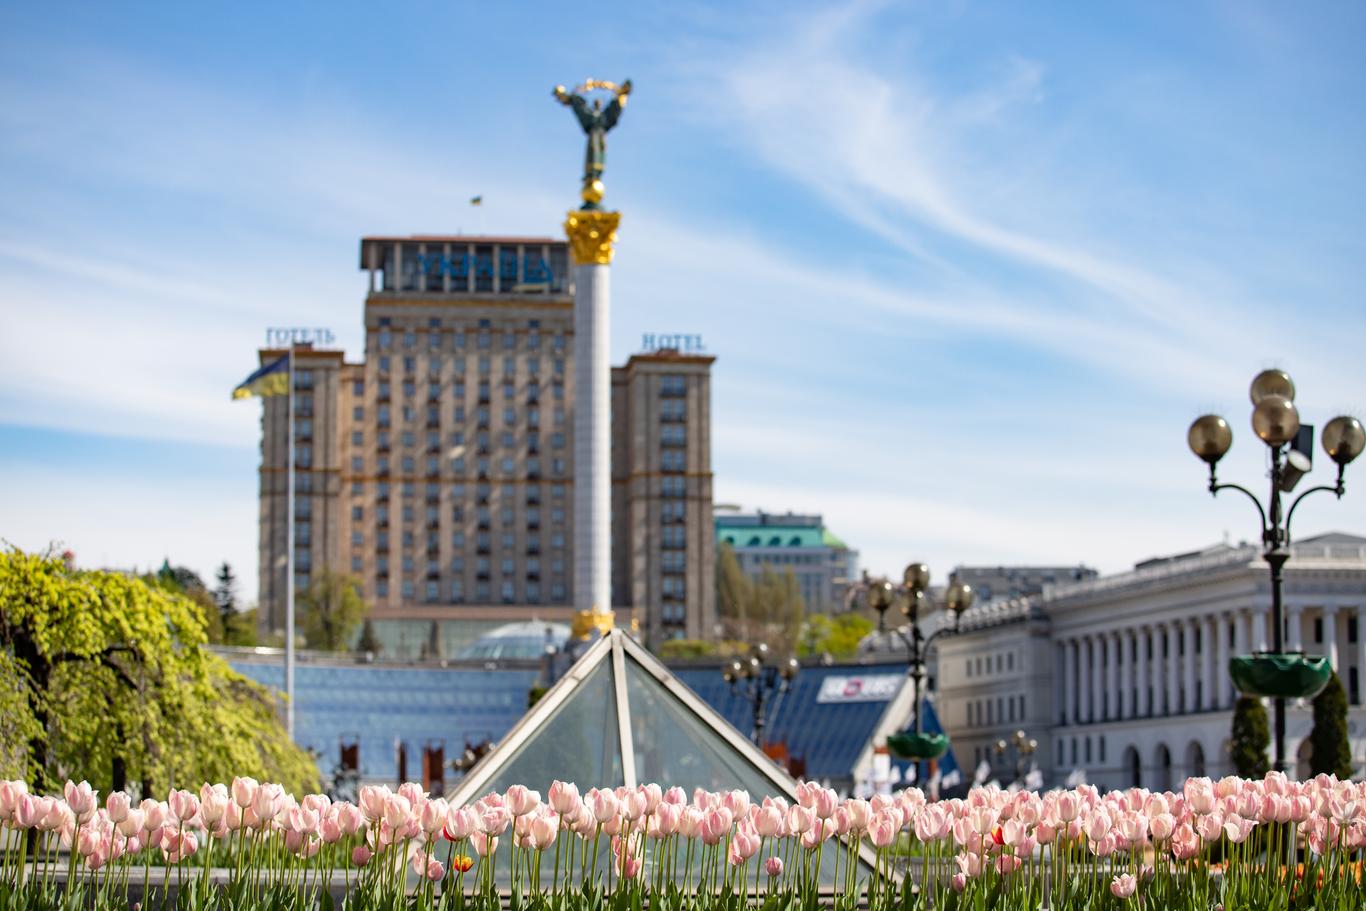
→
(1229, 653, 1332, 699)
(887, 731, 950, 761)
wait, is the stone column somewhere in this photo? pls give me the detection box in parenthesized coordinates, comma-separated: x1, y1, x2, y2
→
(1287, 606, 1304, 652)
(1204, 614, 1219, 710)
(1098, 633, 1109, 721)
(1358, 606, 1366, 706)
(1165, 624, 1180, 716)
(1251, 606, 1268, 653)
(1322, 605, 1340, 671)
(1216, 612, 1232, 708)
(565, 210, 621, 634)
(1092, 634, 1105, 723)
(1150, 626, 1165, 718)
(1060, 641, 1070, 726)
(1078, 636, 1092, 724)
(1055, 642, 1067, 724)
(1137, 626, 1152, 717)
(1118, 629, 1132, 720)
(1183, 618, 1199, 714)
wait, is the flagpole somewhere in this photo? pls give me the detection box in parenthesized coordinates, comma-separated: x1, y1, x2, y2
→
(285, 344, 296, 740)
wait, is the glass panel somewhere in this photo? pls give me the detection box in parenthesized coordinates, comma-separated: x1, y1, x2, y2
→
(625, 659, 786, 799)
(479, 658, 623, 795)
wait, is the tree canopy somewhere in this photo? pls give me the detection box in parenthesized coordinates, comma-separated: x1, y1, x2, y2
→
(1229, 695, 1270, 778)
(714, 543, 804, 653)
(1308, 671, 1354, 778)
(299, 568, 369, 651)
(0, 548, 318, 795)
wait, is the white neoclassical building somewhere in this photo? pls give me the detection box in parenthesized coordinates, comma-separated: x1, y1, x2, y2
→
(936, 533, 1366, 789)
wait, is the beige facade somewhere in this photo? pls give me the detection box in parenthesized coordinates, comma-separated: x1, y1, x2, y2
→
(255, 235, 714, 655)
(612, 352, 717, 645)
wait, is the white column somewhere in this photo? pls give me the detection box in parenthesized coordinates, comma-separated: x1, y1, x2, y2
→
(1322, 605, 1340, 671)
(1203, 614, 1219, 710)
(1251, 606, 1268, 653)
(1078, 636, 1092, 724)
(1062, 639, 1076, 724)
(1091, 635, 1105, 723)
(1216, 612, 1232, 708)
(1287, 606, 1304, 652)
(1054, 643, 1066, 724)
(1136, 626, 1151, 717)
(1098, 633, 1109, 721)
(571, 257, 612, 618)
(1151, 626, 1166, 717)
(1234, 607, 1249, 655)
(1118, 629, 1132, 720)
(1358, 606, 1366, 706)
(1165, 624, 1180, 716)
(1183, 618, 1198, 715)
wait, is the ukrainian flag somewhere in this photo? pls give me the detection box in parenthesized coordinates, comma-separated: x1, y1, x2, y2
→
(232, 355, 290, 400)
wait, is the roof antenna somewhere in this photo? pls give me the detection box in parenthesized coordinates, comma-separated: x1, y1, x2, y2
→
(1222, 528, 1230, 546)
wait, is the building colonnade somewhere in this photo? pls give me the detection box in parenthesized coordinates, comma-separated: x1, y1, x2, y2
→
(1054, 604, 1366, 726)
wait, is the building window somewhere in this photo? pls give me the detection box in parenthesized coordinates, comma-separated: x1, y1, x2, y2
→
(377, 580, 389, 597)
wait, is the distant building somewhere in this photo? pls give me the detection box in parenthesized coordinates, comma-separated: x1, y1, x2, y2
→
(714, 511, 858, 612)
(254, 235, 715, 656)
(937, 533, 1366, 787)
(952, 564, 1097, 604)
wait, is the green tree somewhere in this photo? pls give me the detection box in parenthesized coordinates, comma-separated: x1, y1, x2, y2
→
(798, 612, 874, 660)
(299, 568, 369, 652)
(356, 619, 381, 656)
(0, 548, 318, 795)
(715, 543, 752, 633)
(1308, 671, 1354, 778)
(1229, 695, 1271, 778)
(149, 560, 223, 644)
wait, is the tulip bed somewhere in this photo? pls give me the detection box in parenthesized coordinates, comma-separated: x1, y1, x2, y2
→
(0, 774, 1362, 911)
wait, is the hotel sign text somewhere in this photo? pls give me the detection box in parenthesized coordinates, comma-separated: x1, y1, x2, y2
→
(641, 333, 705, 354)
(267, 327, 336, 347)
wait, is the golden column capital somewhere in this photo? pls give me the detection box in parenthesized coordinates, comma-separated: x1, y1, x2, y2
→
(564, 210, 621, 266)
(571, 608, 616, 640)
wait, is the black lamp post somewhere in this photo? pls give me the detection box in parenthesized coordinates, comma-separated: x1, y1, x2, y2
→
(865, 563, 974, 734)
(1188, 369, 1364, 772)
(991, 730, 1038, 786)
(722, 643, 799, 746)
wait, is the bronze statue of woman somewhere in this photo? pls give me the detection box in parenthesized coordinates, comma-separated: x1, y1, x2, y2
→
(553, 79, 632, 208)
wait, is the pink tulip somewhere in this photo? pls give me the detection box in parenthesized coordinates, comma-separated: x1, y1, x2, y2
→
(105, 791, 131, 824)
(588, 788, 619, 824)
(1085, 809, 1113, 841)
(679, 806, 704, 838)
(531, 813, 557, 850)
(1110, 873, 1137, 898)
(251, 784, 283, 823)
(168, 789, 199, 824)
(754, 805, 784, 838)
(351, 845, 372, 867)
(664, 786, 687, 806)
(621, 789, 648, 822)
(471, 831, 498, 857)
(640, 783, 663, 814)
(722, 789, 751, 821)
(548, 781, 581, 816)
(765, 856, 783, 877)
(1150, 813, 1176, 842)
(1057, 792, 1081, 823)
(950, 872, 967, 892)
(357, 785, 388, 823)
(810, 787, 838, 820)
(0, 780, 28, 822)
(231, 777, 258, 809)
(786, 804, 814, 835)
(505, 785, 541, 817)
(15, 795, 42, 830)
(64, 781, 98, 825)
(868, 812, 898, 847)
(654, 802, 682, 837)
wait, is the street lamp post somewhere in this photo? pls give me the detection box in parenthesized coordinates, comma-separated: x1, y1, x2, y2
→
(991, 730, 1038, 786)
(865, 563, 975, 734)
(722, 643, 799, 747)
(1188, 369, 1364, 772)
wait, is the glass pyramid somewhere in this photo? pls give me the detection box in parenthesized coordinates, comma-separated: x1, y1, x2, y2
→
(446, 629, 877, 883)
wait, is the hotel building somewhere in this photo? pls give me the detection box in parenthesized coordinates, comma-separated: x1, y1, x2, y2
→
(255, 235, 714, 656)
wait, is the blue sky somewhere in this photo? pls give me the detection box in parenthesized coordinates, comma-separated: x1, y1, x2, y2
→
(2, 1, 1364, 596)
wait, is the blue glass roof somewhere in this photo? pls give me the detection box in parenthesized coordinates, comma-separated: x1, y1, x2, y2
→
(673, 663, 908, 783)
(227, 655, 958, 790)
(231, 660, 538, 781)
